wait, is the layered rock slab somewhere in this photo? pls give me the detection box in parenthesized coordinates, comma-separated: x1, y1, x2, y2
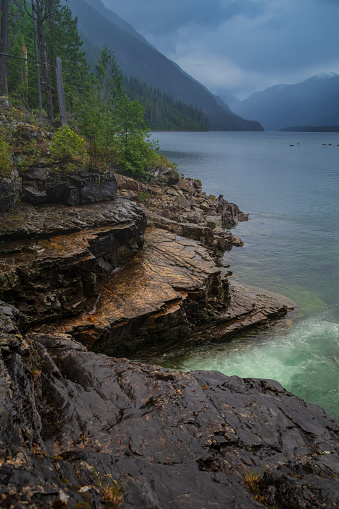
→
(115, 173, 246, 256)
(39, 228, 294, 358)
(0, 199, 146, 327)
(0, 331, 338, 508)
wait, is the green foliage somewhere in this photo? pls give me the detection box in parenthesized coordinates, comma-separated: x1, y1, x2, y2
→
(75, 47, 124, 167)
(45, 3, 90, 116)
(50, 126, 87, 167)
(0, 132, 11, 177)
(153, 152, 178, 170)
(124, 76, 210, 131)
(114, 94, 158, 179)
(95, 45, 123, 104)
(7, 1, 90, 119)
(137, 191, 149, 203)
(5, 3, 186, 178)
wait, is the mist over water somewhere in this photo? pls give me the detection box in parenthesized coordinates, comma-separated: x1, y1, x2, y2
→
(151, 131, 339, 420)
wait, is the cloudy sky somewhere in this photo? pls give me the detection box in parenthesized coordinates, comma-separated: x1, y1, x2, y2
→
(102, 0, 339, 100)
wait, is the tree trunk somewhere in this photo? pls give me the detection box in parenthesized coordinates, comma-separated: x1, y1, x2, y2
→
(36, 3, 54, 121)
(32, 0, 43, 118)
(0, 0, 9, 96)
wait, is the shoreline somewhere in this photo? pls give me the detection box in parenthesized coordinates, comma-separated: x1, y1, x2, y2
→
(1, 169, 338, 509)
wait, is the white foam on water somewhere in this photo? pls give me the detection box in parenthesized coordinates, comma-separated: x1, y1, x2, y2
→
(177, 315, 339, 420)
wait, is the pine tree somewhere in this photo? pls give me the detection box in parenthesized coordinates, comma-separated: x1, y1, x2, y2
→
(0, 0, 10, 95)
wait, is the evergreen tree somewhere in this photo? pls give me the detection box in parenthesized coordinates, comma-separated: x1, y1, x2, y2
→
(44, 2, 89, 115)
(23, 0, 57, 120)
(124, 75, 209, 131)
(0, 0, 10, 95)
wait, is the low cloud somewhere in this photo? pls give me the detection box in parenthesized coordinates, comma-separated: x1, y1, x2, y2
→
(102, 0, 339, 99)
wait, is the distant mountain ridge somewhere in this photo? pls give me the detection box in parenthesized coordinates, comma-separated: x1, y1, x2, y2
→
(231, 73, 339, 131)
(66, 0, 263, 131)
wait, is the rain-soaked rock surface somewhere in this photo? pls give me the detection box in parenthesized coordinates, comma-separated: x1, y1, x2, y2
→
(0, 199, 146, 328)
(0, 168, 338, 508)
(0, 328, 338, 509)
(37, 228, 294, 359)
(115, 172, 246, 257)
(22, 169, 118, 206)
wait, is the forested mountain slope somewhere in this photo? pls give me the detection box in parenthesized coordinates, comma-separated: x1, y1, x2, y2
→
(67, 0, 263, 131)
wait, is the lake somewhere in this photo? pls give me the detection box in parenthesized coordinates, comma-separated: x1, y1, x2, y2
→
(150, 131, 339, 420)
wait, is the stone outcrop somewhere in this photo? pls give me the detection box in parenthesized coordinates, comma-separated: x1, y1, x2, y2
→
(22, 169, 118, 206)
(0, 169, 21, 214)
(115, 172, 247, 257)
(1, 166, 338, 509)
(37, 228, 294, 360)
(0, 325, 338, 508)
(0, 199, 146, 328)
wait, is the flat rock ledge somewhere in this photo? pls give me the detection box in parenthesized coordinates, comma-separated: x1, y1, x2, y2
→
(36, 228, 294, 359)
(0, 330, 338, 509)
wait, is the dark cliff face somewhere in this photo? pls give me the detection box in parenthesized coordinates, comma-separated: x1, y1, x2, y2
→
(0, 325, 338, 509)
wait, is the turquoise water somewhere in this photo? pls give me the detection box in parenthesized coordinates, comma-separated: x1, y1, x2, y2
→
(151, 131, 339, 420)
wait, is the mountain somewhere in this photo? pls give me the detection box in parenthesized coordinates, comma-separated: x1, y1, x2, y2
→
(231, 73, 339, 131)
(66, 0, 262, 131)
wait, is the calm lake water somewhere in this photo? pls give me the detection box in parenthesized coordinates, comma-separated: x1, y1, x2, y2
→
(150, 131, 339, 420)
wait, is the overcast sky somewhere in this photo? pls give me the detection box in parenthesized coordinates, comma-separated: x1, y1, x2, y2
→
(102, 0, 339, 100)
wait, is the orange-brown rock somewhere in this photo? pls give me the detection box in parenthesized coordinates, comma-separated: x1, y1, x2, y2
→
(36, 228, 294, 359)
(0, 199, 146, 328)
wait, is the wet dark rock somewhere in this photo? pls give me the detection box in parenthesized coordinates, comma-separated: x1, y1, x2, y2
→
(21, 171, 118, 207)
(217, 194, 249, 225)
(23, 185, 48, 205)
(115, 174, 247, 254)
(0, 200, 146, 328)
(46, 181, 80, 205)
(0, 332, 338, 508)
(0, 177, 16, 214)
(0, 170, 21, 214)
(36, 229, 294, 360)
(70, 173, 118, 204)
(1, 167, 335, 509)
(149, 167, 180, 186)
(0, 301, 20, 333)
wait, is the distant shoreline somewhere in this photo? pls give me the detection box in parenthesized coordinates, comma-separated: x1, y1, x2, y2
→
(279, 125, 339, 132)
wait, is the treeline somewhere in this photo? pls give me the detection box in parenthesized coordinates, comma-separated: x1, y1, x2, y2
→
(1, 0, 177, 179)
(0, 1, 210, 133)
(125, 76, 210, 131)
(2, 0, 88, 120)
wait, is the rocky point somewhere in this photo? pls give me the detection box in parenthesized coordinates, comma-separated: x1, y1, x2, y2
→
(0, 165, 338, 508)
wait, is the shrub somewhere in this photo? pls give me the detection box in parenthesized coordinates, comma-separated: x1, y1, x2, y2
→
(137, 191, 149, 203)
(50, 126, 87, 167)
(0, 133, 12, 177)
(92, 468, 125, 507)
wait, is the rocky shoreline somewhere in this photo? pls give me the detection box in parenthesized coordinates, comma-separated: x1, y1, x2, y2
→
(0, 168, 338, 508)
